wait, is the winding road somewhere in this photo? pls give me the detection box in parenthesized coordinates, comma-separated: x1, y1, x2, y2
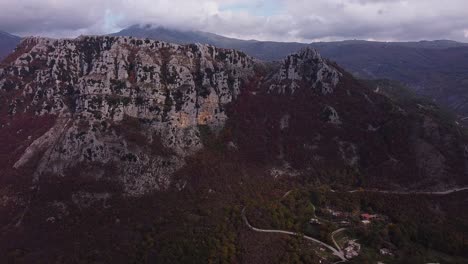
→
(345, 186, 468, 195)
(331, 228, 347, 252)
(242, 208, 347, 261)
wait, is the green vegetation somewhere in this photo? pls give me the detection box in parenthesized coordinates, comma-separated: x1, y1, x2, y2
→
(315, 168, 362, 190)
(249, 189, 316, 232)
(162, 89, 173, 121)
(247, 182, 468, 263)
(172, 89, 185, 111)
(216, 51, 228, 61)
(132, 206, 243, 264)
(365, 79, 460, 129)
(197, 124, 227, 152)
(278, 237, 319, 264)
(110, 79, 127, 94)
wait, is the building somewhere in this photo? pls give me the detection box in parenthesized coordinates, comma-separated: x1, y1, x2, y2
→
(309, 218, 321, 225)
(360, 213, 378, 221)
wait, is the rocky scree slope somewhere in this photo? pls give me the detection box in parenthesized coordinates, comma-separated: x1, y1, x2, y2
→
(0, 35, 467, 201)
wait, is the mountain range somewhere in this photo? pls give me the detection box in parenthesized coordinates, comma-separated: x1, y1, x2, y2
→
(3, 26, 468, 120)
(1, 35, 467, 263)
(113, 25, 468, 61)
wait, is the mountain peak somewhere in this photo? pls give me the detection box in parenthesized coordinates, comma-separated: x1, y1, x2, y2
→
(268, 47, 342, 95)
(296, 47, 322, 60)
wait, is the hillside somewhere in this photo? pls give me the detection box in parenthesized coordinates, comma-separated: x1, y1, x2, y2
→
(0, 36, 467, 263)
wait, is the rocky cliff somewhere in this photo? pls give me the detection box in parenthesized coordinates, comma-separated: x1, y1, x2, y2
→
(1, 36, 254, 195)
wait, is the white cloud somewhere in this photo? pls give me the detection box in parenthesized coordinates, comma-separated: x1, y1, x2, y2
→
(1, 0, 468, 42)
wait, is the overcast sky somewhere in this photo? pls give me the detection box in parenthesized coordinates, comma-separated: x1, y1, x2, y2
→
(1, 0, 468, 42)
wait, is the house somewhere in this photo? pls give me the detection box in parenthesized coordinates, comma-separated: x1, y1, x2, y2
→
(361, 220, 371, 225)
(360, 213, 378, 221)
(339, 220, 350, 226)
(325, 208, 344, 217)
(309, 218, 321, 225)
(344, 240, 361, 259)
(380, 248, 394, 256)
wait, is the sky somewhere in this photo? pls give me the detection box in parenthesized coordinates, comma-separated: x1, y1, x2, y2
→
(1, 0, 468, 43)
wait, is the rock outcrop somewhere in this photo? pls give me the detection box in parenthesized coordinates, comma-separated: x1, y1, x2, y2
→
(269, 48, 341, 95)
(0, 36, 254, 195)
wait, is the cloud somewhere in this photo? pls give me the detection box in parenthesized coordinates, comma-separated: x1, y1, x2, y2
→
(0, 0, 112, 36)
(283, 0, 468, 41)
(1, 0, 468, 42)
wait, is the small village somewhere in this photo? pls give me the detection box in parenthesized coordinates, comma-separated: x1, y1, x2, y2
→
(307, 205, 395, 262)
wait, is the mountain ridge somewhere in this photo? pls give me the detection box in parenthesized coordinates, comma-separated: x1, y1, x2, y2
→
(112, 25, 468, 60)
(112, 25, 468, 122)
(2, 34, 468, 191)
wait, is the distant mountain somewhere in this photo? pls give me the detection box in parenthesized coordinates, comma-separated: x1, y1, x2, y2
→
(113, 25, 468, 119)
(113, 25, 468, 61)
(0, 31, 21, 61)
(311, 42, 468, 116)
(111, 24, 307, 61)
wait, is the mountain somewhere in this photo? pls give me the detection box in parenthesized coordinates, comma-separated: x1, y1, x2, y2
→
(113, 25, 468, 120)
(111, 24, 308, 61)
(113, 25, 468, 61)
(310, 42, 468, 117)
(1, 36, 468, 263)
(0, 30, 21, 61)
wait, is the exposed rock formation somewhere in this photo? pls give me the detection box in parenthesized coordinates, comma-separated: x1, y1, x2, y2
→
(1, 36, 254, 195)
(269, 48, 341, 95)
(0, 35, 467, 198)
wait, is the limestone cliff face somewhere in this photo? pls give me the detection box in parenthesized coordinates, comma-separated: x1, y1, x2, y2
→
(0, 36, 254, 195)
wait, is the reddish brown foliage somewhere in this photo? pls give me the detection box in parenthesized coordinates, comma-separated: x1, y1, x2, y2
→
(0, 113, 56, 182)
